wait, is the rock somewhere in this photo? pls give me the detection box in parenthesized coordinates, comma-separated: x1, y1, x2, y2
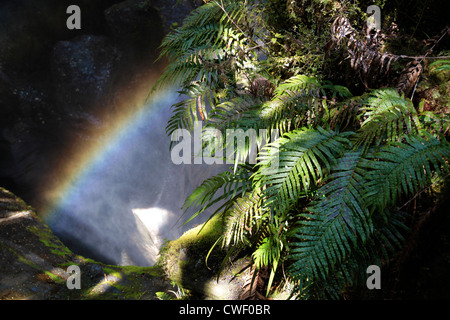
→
(104, 0, 164, 53)
(105, 0, 202, 39)
(51, 35, 122, 118)
(150, 0, 203, 33)
(157, 214, 250, 300)
(0, 187, 171, 300)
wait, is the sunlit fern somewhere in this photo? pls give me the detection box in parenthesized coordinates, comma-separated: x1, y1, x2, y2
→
(155, 0, 450, 300)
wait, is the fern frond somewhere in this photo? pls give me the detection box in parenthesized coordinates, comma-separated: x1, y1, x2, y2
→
(156, 1, 250, 90)
(252, 233, 283, 296)
(429, 59, 450, 72)
(222, 190, 264, 247)
(252, 236, 281, 270)
(364, 133, 450, 211)
(166, 82, 216, 140)
(418, 109, 450, 136)
(258, 76, 354, 135)
(369, 209, 408, 261)
(182, 1, 223, 28)
(354, 88, 420, 151)
(254, 127, 353, 215)
(182, 165, 252, 226)
(321, 81, 353, 99)
(260, 91, 324, 134)
(328, 98, 361, 132)
(207, 95, 264, 131)
(301, 208, 407, 299)
(273, 75, 321, 98)
(289, 150, 372, 284)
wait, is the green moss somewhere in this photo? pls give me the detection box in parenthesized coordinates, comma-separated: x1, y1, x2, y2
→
(120, 265, 162, 278)
(165, 214, 224, 251)
(26, 224, 73, 258)
(44, 271, 66, 285)
(157, 213, 226, 287)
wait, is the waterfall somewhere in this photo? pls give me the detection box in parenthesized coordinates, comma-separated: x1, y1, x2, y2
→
(45, 89, 228, 266)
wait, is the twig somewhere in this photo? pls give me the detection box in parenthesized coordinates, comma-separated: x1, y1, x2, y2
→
(410, 74, 420, 100)
(214, 0, 246, 36)
(397, 173, 450, 211)
(397, 55, 450, 60)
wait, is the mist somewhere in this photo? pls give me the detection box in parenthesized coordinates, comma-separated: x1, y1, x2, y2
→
(45, 89, 228, 266)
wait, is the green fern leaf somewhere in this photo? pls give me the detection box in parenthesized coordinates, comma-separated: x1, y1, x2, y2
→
(289, 150, 372, 283)
(181, 165, 252, 226)
(354, 88, 420, 151)
(274, 75, 321, 98)
(429, 59, 450, 72)
(223, 190, 264, 247)
(254, 127, 353, 215)
(364, 133, 450, 210)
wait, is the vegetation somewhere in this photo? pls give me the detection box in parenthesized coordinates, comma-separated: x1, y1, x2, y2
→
(155, 0, 450, 299)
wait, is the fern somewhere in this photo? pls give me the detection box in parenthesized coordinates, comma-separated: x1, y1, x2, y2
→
(429, 59, 450, 72)
(288, 150, 372, 282)
(252, 233, 283, 296)
(254, 127, 353, 215)
(354, 88, 420, 152)
(166, 82, 219, 142)
(252, 235, 282, 270)
(155, 2, 246, 90)
(258, 75, 355, 135)
(418, 108, 450, 136)
(364, 133, 450, 211)
(222, 190, 264, 247)
(156, 0, 449, 300)
(291, 208, 407, 299)
(273, 75, 322, 98)
(181, 165, 252, 226)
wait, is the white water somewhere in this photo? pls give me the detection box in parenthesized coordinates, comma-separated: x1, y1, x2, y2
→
(46, 90, 228, 266)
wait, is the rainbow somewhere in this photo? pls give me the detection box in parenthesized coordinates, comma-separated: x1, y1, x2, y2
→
(41, 86, 176, 222)
(38, 83, 187, 265)
(37, 75, 225, 265)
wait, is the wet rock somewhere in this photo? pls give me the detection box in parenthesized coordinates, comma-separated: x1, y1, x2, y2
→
(105, 0, 202, 43)
(51, 35, 122, 117)
(0, 187, 171, 300)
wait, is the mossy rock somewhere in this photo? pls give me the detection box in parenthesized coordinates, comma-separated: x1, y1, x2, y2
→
(157, 213, 250, 299)
(0, 187, 171, 300)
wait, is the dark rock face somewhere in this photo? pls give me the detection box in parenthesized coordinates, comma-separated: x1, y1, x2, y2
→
(51, 35, 122, 117)
(105, 0, 163, 49)
(149, 0, 203, 33)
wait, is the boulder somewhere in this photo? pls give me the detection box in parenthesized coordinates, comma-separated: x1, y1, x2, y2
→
(0, 187, 171, 300)
(105, 0, 202, 40)
(104, 0, 164, 52)
(51, 35, 122, 117)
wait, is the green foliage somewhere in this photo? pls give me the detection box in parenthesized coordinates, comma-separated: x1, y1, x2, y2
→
(354, 88, 421, 152)
(365, 134, 450, 210)
(181, 165, 251, 227)
(155, 0, 450, 299)
(429, 60, 450, 72)
(254, 127, 353, 214)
